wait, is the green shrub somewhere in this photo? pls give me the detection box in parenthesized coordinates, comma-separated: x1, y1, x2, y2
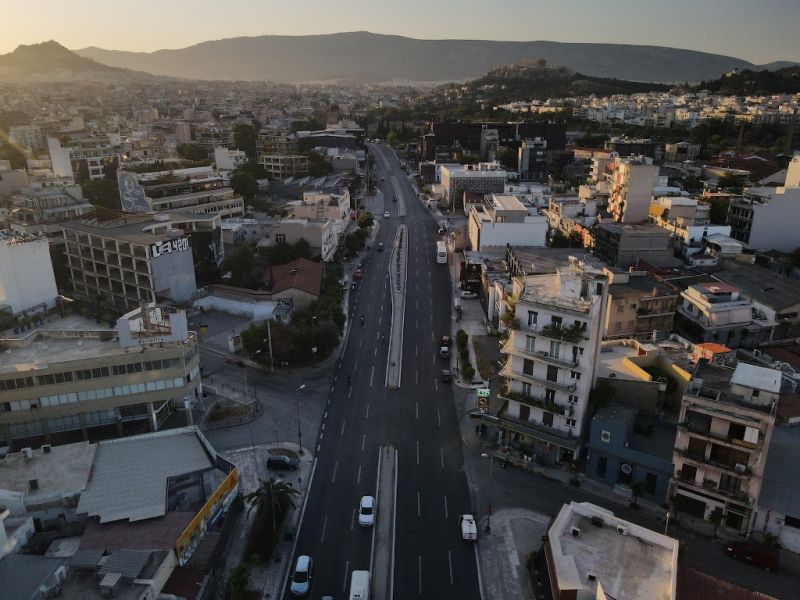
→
(463, 364, 476, 381)
(456, 329, 468, 350)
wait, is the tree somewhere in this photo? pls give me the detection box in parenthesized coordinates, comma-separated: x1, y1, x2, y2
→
(221, 244, 262, 289)
(225, 564, 250, 600)
(499, 148, 518, 170)
(176, 143, 208, 162)
(233, 123, 258, 160)
(231, 171, 258, 202)
(306, 150, 332, 178)
(81, 178, 120, 209)
(386, 130, 398, 147)
(357, 211, 374, 229)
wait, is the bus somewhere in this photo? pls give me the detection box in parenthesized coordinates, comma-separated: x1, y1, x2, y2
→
(436, 241, 447, 264)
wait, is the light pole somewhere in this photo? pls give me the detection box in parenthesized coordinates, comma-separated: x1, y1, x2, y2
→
(296, 384, 306, 455)
(664, 510, 671, 536)
(481, 452, 494, 533)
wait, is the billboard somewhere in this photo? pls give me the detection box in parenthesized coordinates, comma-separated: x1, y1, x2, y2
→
(117, 170, 151, 213)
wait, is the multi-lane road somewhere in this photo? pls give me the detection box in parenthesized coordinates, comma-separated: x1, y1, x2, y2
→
(284, 144, 481, 599)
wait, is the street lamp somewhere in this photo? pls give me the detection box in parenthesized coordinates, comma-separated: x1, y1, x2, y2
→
(481, 452, 494, 533)
(664, 510, 671, 536)
(296, 384, 306, 455)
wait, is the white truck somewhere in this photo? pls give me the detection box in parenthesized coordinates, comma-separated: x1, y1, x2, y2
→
(459, 514, 478, 542)
(349, 570, 370, 600)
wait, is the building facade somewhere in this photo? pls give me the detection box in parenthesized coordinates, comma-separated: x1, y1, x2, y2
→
(608, 155, 660, 223)
(258, 154, 310, 180)
(467, 194, 547, 251)
(0, 231, 58, 315)
(440, 163, 506, 207)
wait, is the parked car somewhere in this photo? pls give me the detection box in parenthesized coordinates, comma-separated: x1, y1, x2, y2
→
(377, 242, 384, 252)
(459, 514, 478, 542)
(267, 455, 299, 471)
(353, 269, 363, 280)
(726, 541, 779, 571)
(440, 335, 451, 347)
(460, 290, 478, 299)
(358, 495, 375, 527)
(384, 211, 390, 218)
(290, 555, 313, 596)
(441, 369, 452, 383)
(439, 346, 450, 359)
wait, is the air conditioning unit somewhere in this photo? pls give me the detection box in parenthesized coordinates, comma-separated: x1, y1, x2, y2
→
(617, 525, 628, 535)
(21, 447, 33, 459)
(42, 444, 52, 454)
(571, 527, 581, 537)
(586, 572, 597, 581)
(735, 463, 747, 474)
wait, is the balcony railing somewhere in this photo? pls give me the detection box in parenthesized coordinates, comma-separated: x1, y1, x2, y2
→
(498, 388, 567, 415)
(501, 339, 578, 368)
(680, 478, 752, 506)
(533, 323, 588, 344)
(678, 422, 761, 450)
(501, 364, 577, 393)
(675, 447, 753, 477)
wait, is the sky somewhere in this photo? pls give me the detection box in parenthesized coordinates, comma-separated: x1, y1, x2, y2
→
(2, 0, 799, 65)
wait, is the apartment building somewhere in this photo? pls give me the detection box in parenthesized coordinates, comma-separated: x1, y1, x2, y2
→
(258, 217, 337, 262)
(48, 136, 119, 181)
(517, 138, 549, 181)
(648, 196, 731, 256)
(467, 194, 547, 251)
(664, 142, 701, 162)
(0, 161, 29, 197)
(0, 230, 58, 315)
(62, 211, 219, 312)
(0, 305, 201, 450)
(213, 147, 248, 171)
(292, 189, 351, 239)
(493, 259, 608, 465)
(671, 361, 779, 535)
(604, 267, 678, 338)
(608, 155, 660, 223)
(258, 154, 310, 180)
(727, 155, 800, 251)
(440, 163, 506, 207)
(124, 166, 245, 219)
(8, 184, 93, 242)
(591, 223, 673, 267)
(8, 126, 43, 152)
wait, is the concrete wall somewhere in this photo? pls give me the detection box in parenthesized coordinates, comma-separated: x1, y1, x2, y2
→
(194, 294, 276, 320)
(0, 235, 58, 313)
(475, 219, 548, 250)
(150, 242, 197, 304)
(748, 189, 800, 251)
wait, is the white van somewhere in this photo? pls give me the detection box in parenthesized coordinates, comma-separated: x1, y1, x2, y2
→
(349, 570, 370, 600)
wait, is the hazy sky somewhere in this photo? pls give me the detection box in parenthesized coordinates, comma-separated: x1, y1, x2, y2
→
(3, 0, 799, 64)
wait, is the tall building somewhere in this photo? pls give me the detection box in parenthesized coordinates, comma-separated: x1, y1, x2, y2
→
(517, 138, 549, 181)
(608, 155, 660, 223)
(62, 211, 217, 312)
(440, 163, 506, 207)
(258, 154, 310, 180)
(0, 304, 201, 450)
(0, 231, 58, 314)
(493, 259, 608, 465)
(671, 361, 780, 535)
(467, 193, 547, 251)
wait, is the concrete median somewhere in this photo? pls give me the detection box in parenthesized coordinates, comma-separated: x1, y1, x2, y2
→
(370, 445, 397, 600)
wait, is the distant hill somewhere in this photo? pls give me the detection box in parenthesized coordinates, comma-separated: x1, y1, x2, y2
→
(0, 41, 156, 82)
(455, 60, 671, 105)
(75, 31, 798, 84)
(694, 65, 800, 95)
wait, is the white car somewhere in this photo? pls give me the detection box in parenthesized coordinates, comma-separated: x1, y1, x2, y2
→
(384, 211, 390, 218)
(460, 290, 478, 299)
(358, 495, 375, 527)
(290, 555, 312, 596)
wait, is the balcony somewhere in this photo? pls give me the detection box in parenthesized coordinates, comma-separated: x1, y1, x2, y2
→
(680, 478, 753, 506)
(501, 364, 577, 393)
(533, 323, 588, 343)
(501, 339, 578, 368)
(678, 421, 761, 451)
(498, 387, 567, 415)
(675, 447, 753, 477)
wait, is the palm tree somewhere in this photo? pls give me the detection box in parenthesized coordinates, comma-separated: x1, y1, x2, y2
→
(245, 477, 300, 533)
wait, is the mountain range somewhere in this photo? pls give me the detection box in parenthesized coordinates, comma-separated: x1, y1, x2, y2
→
(73, 31, 796, 84)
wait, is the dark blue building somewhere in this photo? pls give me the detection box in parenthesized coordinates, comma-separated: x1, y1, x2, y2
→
(586, 405, 676, 503)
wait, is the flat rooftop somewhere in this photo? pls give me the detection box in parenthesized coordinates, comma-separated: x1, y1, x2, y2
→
(714, 261, 800, 310)
(596, 341, 657, 381)
(0, 314, 120, 374)
(0, 441, 95, 503)
(63, 210, 216, 245)
(550, 502, 677, 600)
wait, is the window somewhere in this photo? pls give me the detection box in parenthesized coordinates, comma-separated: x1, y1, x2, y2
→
(542, 412, 554, 427)
(525, 336, 536, 352)
(617, 303, 625, 313)
(276, 234, 286, 244)
(519, 404, 530, 421)
(627, 320, 635, 330)
(566, 418, 576, 428)
(785, 515, 800, 529)
(600, 430, 611, 443)
(751, 389, 760, 398)
(568, 395, 579, 404)
(522, 383, 532, 397)
(546, 365, 558, 382)
(549, 341, 561, 358)
(523, 359, 534, 376)
(527, 311, 538, 327)
(570, 371, 581, 380)
(645, 473, 657, 496)
(544, 388, 556, 403)
(596, 456, 608, 478)
(551, 316, 563, 328)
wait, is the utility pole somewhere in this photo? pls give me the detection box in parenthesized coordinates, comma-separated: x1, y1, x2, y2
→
(266, 319, 275, 373)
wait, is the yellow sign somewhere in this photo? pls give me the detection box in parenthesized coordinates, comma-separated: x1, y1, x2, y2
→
(175, 468, 239, 565)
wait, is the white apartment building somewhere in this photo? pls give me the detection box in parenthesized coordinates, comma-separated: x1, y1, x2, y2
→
(0, 305, 201, 450)
(258, 217, 337, 262)
(8, 126, 43, 152)
(9, 185, 94, 242)
(649, 196, 731, 256)
(678, 282, 766, 348)
(727, 154, 800, 251)
(672, 361, 779, 535)
(292, 189, 351, 239)
(0, 231, 58, 315)
(467, 194, 547, 251)
(48, 136, 120, 181)
(214, 147, 248, 171)
(440, 163, 506, 207)
(494, 259, 608, 465)
(608, 155, 660, 223)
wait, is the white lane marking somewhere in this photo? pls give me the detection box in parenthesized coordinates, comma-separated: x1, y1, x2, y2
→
(351, 508, 356, 531)
(332, 461, 338, 482)
(437, 407, 441, 427)
(354, 359, 359, 370)
(432, 353, 435, 365)
(416, 401, 419, 419)
(317, 444, 321, 453)
(416, 440, 420, 465)
(320, 514, 328, 543)
(431, 332, 434, 343)
(348, 387, 352, 398)
(434, 378, 438, 392)
(415, 344, 418, 356)
(361, 434, 366, 451)
(448, 550, 454, 585)
(370, 366, 375, 387)
(440, 447, 444, 468)
(341, 420, 346, 436)
(418, 555, 423, 595)
(366, 404, 370, 419)
(357, 464, 362, 484)
(324, 411, 328, 419)
(374, 347, 378, 356)
(444, 495, 449, 519)
(417, 491, 421, 517)
(415, 370, 418, 385)
(321, 423, 326, 431)
(343, 560, 350, 593)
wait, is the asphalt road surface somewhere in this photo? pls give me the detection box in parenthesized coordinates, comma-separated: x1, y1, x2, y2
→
(284, 144, 481, 599)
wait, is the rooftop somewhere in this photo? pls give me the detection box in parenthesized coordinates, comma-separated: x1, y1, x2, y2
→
(676, 566, 777, 600)
(77, 427, 217, 523)
(714, 262, 800, 310)
(0, 441, 95, 504)
(0, 554, 67, 600)
(549, 502, 677, 600)
(62, 210, 217, 245)
(596, 341, 657, 381)
(730, 362, 781, 394)
(266, 257, 323, 297)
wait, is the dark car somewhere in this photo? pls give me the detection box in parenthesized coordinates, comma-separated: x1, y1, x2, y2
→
(267, 455, 299, 471)
(726, 541, 779, 571)
(441, 369, 452, 383)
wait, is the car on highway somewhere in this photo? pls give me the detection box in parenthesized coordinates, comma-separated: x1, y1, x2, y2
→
(440, 335, 451, 347)
(358, 495, 375, 527)
(266, 455, 299, 471)
(384, 211, 390, 218)
(290, 554, 313, 596)
(441, 369, 452, 383)
(439, 346, 450, 359)
(353, 268, 363, 280)
(460, 290, 478, 299)
(459, 514, 478, 542)
(377, 242, 384, 252)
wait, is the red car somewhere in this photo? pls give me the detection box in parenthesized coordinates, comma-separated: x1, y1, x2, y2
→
(353, 268, 363, 280)
(726, 541, 779, 571)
